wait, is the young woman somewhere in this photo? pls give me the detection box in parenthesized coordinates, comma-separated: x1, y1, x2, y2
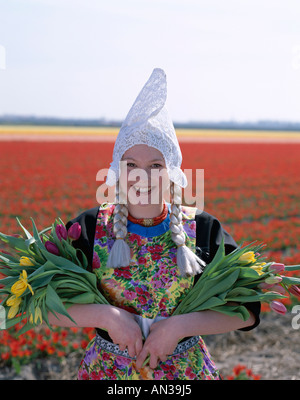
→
(47, 69, 260, 380)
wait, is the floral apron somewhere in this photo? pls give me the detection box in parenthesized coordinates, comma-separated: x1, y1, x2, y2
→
(77, 202, 220, 380)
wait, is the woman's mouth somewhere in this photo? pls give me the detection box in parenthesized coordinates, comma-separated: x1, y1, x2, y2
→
(133, 186, 152, 194)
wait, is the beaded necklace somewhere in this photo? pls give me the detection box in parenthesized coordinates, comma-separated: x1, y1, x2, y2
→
(127, 202, 168, 227)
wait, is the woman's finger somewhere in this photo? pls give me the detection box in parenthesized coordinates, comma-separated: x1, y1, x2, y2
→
(135, 347, 148, 370)
(149, 354, 159, 370)
(118, 343, 126, 352)
(159, 354, 167, 363)
(127, 343, 136, 358)
(135, 337, 143, 356)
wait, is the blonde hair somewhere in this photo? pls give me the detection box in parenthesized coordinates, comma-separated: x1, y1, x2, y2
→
(106, 181, 205, 277)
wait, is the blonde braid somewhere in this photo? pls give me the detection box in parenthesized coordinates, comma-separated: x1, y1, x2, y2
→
(170, 182, 205, 277)
(106, 181, 131, 268)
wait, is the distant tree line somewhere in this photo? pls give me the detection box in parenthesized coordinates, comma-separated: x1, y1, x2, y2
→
(0, 115, 300, 131)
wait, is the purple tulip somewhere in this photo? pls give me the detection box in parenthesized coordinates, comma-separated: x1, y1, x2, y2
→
(258, 282, 274, 290)
(289, 285, 300, 298)
(269, 263, 285, 274)
(270, 301, 287, 315)
(67, 222, 81, 241)
(92, 251, 101, 270)
(45, 241, 60, 256)
(55, 224, 68, 241)
(272, 284, 286, 295)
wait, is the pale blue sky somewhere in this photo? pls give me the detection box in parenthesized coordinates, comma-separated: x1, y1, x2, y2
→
(0, 0, 300, 122)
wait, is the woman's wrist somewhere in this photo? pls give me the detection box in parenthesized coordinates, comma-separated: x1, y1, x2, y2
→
(95, 304, 118, 331)
(168, 314, 193, 341)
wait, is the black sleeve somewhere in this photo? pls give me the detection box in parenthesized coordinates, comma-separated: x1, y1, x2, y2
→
(65, 206, 99, 272)
(195, 210, 260, 331)
(195, 210, 238, 264)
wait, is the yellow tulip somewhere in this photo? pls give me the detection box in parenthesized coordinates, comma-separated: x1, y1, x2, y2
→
(250, 265, 264, 276)
(238, 251, 256, 264)
(6, 295, 22, 308)
(29, 306, 42, 325)
(11, 270, 34, 297)
(34, 306, 42, 325)
(19, 256, 34, 267)
(7, 305, 20, 319)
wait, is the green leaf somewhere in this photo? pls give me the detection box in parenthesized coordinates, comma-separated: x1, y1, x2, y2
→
(282, 276, 300, 285)
(227, 287, 258, 298)
(211, 304, 250, 321)
(16, 217, 33, 241)
(30, 273, 56, 290)
(191, 296, 226, 311)
(76, 248, 89, 269)
(16, 322, 36, 337)
(0, 266, 20, 277)
(0, 232, 29, 253)
(199, 269, 240, 303)
(0, 288, 12, 297)
(285, 265, 300, 271)
(0, 252, 19, 263)
(67, 292, 96, 304)
(0, 275, 19, 287)
(38, 226, 52, 236)
(30, 218, 49, 256)
(45, 283, 76, 324)
(226, 291, 287, 303)
(40, 296, 51, 329)
(4, 313, 27, 329)
(200, 237, 225, 279)
(38, 247, 90, 275)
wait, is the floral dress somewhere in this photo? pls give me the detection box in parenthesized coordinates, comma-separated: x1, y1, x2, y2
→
(77, 202, 220, 380)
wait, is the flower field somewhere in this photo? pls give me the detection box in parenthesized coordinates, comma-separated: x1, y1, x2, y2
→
(0, 135, 300, 379)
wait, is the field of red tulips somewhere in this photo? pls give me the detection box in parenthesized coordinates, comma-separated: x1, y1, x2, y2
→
(0, 137, 299, 379)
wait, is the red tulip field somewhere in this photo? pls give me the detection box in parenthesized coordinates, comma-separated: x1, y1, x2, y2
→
(0, 135, 299, 380)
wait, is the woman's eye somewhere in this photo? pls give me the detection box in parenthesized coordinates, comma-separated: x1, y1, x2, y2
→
(126, 163, 162, 168)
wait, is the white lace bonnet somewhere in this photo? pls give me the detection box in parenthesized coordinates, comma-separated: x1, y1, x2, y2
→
(105, 68, 188, 189)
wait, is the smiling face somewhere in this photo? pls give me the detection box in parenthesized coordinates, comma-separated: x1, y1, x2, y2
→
(119, 144, 170, 216)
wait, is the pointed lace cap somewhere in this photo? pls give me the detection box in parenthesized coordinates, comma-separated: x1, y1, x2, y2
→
(106, 68, 187, 188)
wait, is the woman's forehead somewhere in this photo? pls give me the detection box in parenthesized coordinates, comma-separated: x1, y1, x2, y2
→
(122, 145, 164, 161)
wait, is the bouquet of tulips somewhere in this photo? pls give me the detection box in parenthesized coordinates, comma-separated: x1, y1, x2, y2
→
(0, 218, 109, 336)
(173, 239, 300, 319)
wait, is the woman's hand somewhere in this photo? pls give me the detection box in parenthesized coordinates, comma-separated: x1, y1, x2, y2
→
(102, 305, 143, 359)
(135, 316, 183, 370)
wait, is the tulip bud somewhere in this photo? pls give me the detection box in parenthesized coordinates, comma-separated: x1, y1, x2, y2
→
(270, 301, 287, 315)
(238, 251, 256, 265)
(92, 251, 101, 270)
(289, 285, 300, 298)
(265, 276, 282, 285)
(272, 284, 286, 295)
(269, 263, 285, 274)
(19, 256, 35, 267)
(67, 222, 81, 241)
(45, 241, 60, 256)
(55, 224, 67, 241)
(258, 282, 274, 290)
